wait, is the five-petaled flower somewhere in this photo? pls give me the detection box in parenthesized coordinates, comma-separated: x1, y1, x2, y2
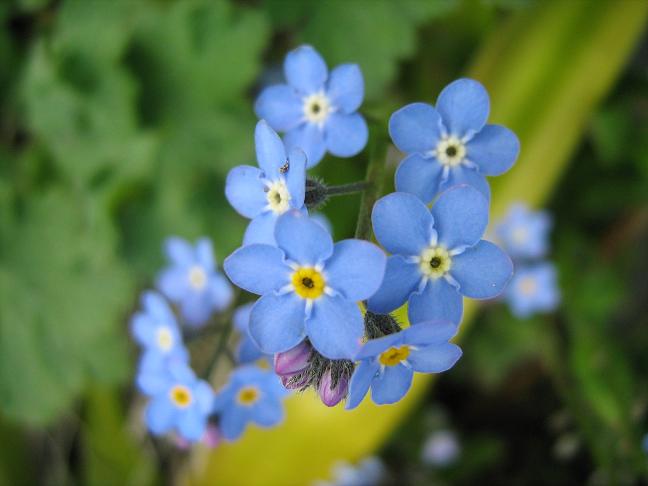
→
(213, 366, 288, 441)
(390, 78, 519, 203)
(157, 236, 233, 326)
(346, 321, 462, 408)
(226, 120, 307, 245)
(224, 211, 387, 359)
(505, 262, 560, 318)
(367, 186, 513, 325)
(255, 45, 368, 167)
(495, 203, 552, 260)
(143, 361, 214, 442)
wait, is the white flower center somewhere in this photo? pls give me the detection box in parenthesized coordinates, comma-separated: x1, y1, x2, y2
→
(436, 136, 466, 167)
(188, 265, 207, 290)
(511, 226, 528, 245)
(266, 180, 291, 214)
(518, 276, 537, 296)
(418, 246, 452, 279)
(303, 92, 331, 124)
(156, 326, 174, 352)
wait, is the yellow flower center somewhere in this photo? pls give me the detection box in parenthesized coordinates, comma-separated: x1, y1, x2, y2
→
(303, 92, 331, 124)
(292, 267, 326, 300)
(519, 276, 538, 296)
(236, 386, 260, 406)
(436, 136, 466, 167)
(379, 345, 411, 366)
(419, 246, 452, 278)
(266, 180, 291, 214)
(188, 265, 207, 290)
(156, 327, 174, 352)
(169, 385, 193, 408)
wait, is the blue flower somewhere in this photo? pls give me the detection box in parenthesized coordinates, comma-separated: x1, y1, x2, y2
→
(233, 302, 269, 364)
(226, 120, 307, 245)
(255, 45, 368, 167)
(212, 366, 288, 441)
(143, 360, 214, 442)
(346, 321, 462, 409)
(367, 186, 513, 325)
(389, 78, 520, 203)
(131, 291, 188, 363)
(495, 203, 552, 260)
(224, 211, 387, 359)
(157, 236, 233, 326)
(505, 262, 560, 318)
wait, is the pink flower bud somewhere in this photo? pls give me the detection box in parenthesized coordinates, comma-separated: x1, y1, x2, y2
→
(274, 340, 312, 376)
(318, 369, 348, 407)
(202, 424, 221, 448)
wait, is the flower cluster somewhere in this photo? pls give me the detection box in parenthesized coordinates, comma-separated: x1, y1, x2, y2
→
(131, 43, 522, 443)
(494, 203, 560, 317)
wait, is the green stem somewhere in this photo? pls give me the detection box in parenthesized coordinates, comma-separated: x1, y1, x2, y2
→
(355, 127, 389, 240)
(202, 319, 234, 380)
(325, 181, 369, 196)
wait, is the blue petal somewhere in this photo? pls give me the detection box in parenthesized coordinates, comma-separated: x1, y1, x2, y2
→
(225, 165, 268, 218)
(372, 192, 434, 256)
(157, 267, 189, 301)
(208, 273, 234, 311)
(355, 332, 403, 360)
(254, 84, 303, 131)
(326, 64, 364, 113)
(233, 303, 254, 333)
(436, 78, 490, 138)
(274, 211, 333, 265)
(432, 185, 489, 250)
(285, 147, 307, 208)
(251, 398, 284, 427)
(408, 343, 462, 373)
(402, 321, 458, 346)
(450, 240, 513, 299)
(284, 123, 326, 168)
(306, 294, 364, 359)
(466, 124, 519, 176)
(195, 381, 215, 413)
(388, 102, 442, 154)
(325, 239, 386, 301)
(284, 45, 328, 94)
(237, 337, 264, 364)
(408, 278, 463, 326)
(395, 153, 444, 204)
(131, 313, 154, 347)
(371, 365, 413, 405)
(366, 255, 421, 314)
(164, 237, 194, 266)
(325, 113, 368, 157)
(143, 291, 176, 321)
(439, 166, 491, 201)
(145, 397, 176, 435)
(177, 409, 207, 442)
(243, 211, 278, 246)
(255, 120, 287, 176)
(223, 244, 291, 295)
(179, 293, 212, 326)
(249, 292, 306, 354)
(195, 238, 215, 270)
(219, 406, 249, 441)
(346, 360, 380, 410)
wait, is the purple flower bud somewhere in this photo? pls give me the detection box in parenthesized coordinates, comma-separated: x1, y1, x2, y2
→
(318, 369, 348, 407)
(274, 340, 312, 376)
(280, 372, 309, 390)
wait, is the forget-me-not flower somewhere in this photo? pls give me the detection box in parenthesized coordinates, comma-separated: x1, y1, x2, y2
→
(505, 262, 560, 318)
(421, 430, 461, 467)
(495, 203, 552, 260)
(143, 360, 214, 442)
(212, 366, 288, 441)
(390, 78, 520, 202)
(157, 236, 233, 327)
(226, 120, 307, 245)
(367, 186, 513, 325)
(346, 321, 462, 409)
(255, 45, 368, 167)
(224, 211, 386, 359)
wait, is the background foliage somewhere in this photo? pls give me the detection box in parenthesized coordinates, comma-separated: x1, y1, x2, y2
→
(0, 0, 646, 485)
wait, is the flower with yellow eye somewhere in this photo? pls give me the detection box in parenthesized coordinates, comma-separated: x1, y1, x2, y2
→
(346, 321, 462, 409)
(224, 211, 386, 360)
(226, 120, 307, 245)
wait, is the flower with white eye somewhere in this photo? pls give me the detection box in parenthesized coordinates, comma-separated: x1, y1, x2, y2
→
(505, 263, 560, 318)
(495, 203, 552, 259)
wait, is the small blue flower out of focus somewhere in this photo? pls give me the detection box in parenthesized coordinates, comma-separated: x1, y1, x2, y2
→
(506, 263, 560, 318)
(144, 361, 214, 443)
(157, 236, 233, 327)
(255, 45, 368, 167)
(224, 211, 386, 359)
(212, 366, 288, 441)
(367, 186, 513, 325)
(495, 203, 552, 259)
(390, 78, 520, 203)
(346, 321, 461, 408)
(314, 457, 385, 486)
(226, 120, 307, 245)
(421, 430, 461, 467)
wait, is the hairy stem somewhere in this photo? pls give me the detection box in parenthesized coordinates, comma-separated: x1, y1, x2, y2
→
(355, 127, 389, 240)
(325, 181, 370, 196)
